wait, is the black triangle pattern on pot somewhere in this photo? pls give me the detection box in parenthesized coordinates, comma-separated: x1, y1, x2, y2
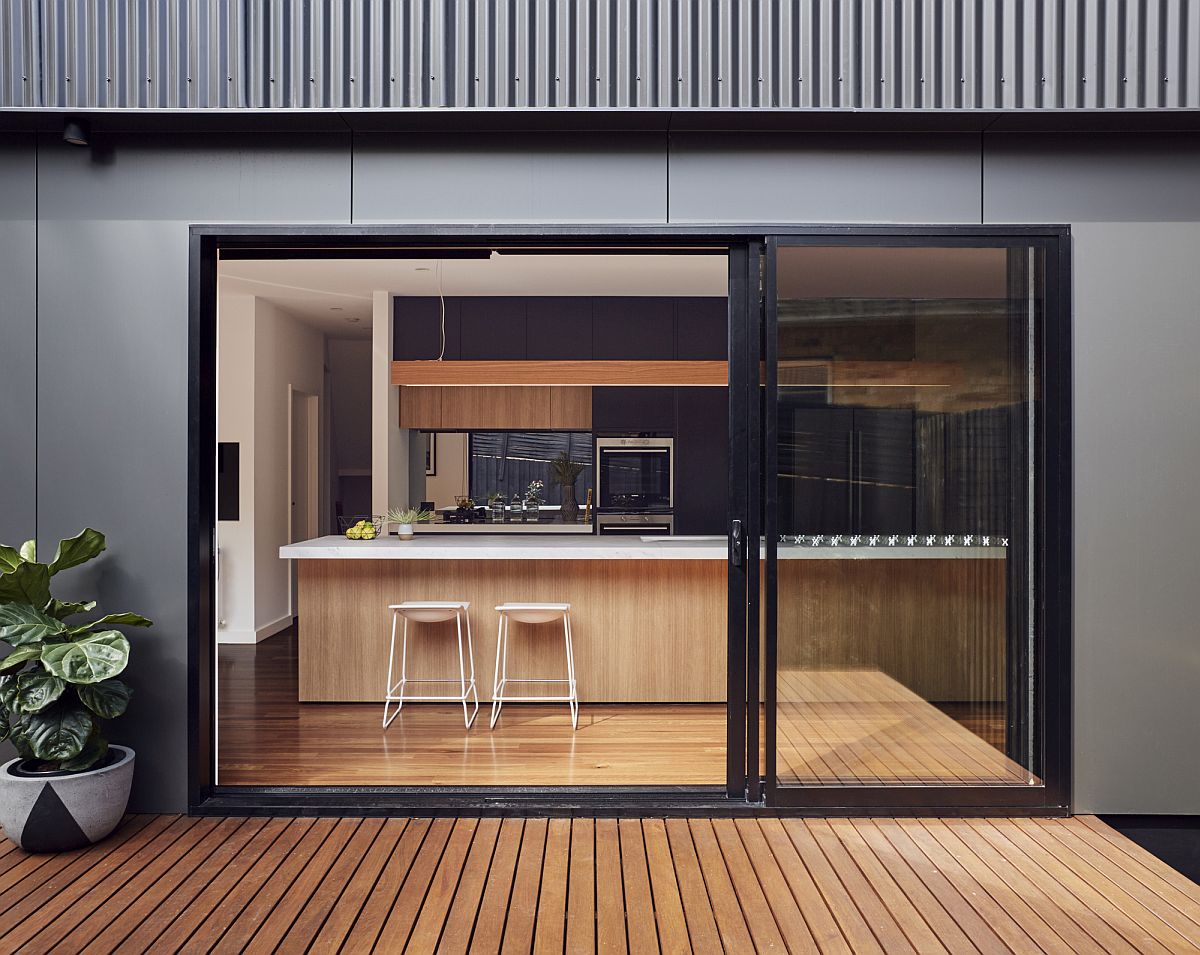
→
(21, 784, 89, 853)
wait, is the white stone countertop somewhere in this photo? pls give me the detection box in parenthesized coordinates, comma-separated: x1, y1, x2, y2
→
(280, 535, 1007, 561)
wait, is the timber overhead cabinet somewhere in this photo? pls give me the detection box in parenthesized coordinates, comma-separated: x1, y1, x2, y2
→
(1, 2, 1198, 825)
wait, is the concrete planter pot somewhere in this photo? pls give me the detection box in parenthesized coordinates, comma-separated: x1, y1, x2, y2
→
(0, 746, 134, 852)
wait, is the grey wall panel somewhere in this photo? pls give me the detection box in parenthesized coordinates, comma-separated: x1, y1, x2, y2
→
(984, 133, 1200, 222)
(352, 132, 667, 223)
(35, 132, 351, 812)
(669, 132, 981, 223)
(1066, 223, 1200, 814)
(0, 134, 36, 768)
(983, 135, 1200, 811)
(7, 0, 1200, 111)
(0, 135, 37, 548)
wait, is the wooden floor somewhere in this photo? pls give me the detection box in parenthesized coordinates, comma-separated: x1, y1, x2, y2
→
(2, 814, 1199, 953)
(218, 632, 725, 786)
(219, 633, 1024, 788)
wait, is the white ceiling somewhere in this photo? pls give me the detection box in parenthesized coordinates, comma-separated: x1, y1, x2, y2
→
(218, 246, 1010, 341)
(218, 252, 730, 340)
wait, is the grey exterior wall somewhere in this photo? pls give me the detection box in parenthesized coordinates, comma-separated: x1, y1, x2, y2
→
(1, 126, 1197, 813)
(25, 131, 351, 811)
(0, 134, 36, 549)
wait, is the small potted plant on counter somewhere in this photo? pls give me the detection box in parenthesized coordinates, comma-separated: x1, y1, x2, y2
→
(549, 453, 586, 523)
(387, 506, 432, 540)
(0, 528, 151, 852)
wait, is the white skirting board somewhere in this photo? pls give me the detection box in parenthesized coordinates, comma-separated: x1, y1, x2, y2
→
(217, 614, 293, 645)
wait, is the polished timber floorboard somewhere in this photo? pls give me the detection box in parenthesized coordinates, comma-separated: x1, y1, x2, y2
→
(218, 631, 726, 786)
(2, 814, 1198, 953)
(219, 631, 1026, 788)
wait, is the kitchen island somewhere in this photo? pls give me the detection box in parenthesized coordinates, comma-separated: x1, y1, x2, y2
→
(280, 535, 1007, 705)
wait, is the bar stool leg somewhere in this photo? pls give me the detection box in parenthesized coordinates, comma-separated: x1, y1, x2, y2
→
(455, 608, 478, 728)
(383, 610, 402, 728)
(490, 612, 507, 728)
(464, 609, 479, 725)
(563, 610, 578, 730)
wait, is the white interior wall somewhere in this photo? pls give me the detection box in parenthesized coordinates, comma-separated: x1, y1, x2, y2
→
(254, 298, 325, 638)
(424, 432, 469, 509)
(215, 293, 256, 641)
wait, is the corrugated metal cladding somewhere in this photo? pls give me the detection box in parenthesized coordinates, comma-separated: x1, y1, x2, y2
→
(2, 0, 1199, 111)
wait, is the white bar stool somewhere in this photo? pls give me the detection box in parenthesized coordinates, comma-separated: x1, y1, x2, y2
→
(384, 601, 478, 729)
(490, 603, 578, 730)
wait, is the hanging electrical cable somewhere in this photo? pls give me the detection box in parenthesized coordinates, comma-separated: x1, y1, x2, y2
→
(436, 259, 446, 361)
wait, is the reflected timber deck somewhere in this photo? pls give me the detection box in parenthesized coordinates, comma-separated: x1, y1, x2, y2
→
(777, 668, 1034, 786)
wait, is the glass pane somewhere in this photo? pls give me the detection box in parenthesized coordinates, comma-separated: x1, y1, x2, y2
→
(467, 431, 593, 505)
(773, 244, 1040, 787)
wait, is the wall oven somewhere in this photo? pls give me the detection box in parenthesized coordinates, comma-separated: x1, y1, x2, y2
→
(595, 436, 674, 535)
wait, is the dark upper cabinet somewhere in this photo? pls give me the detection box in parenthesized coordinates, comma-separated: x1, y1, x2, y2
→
(673, 387, 729, 535)
(527, 297, 593, 360)
(591, 298, 676, 360)
(675, 298, 728, 360)
(393, 296, 460, 360)
(459, 297, 527, 359)
(591, 387, 675, 433)
(853, 408, 915, 535)
(780, 406, 855, 535)
(778, 403, 915, 535)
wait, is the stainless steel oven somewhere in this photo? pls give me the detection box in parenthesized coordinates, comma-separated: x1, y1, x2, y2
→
(595, 436, 674, 535)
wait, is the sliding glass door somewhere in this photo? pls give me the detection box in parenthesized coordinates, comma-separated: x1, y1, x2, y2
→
(752, 232, 1070, 810)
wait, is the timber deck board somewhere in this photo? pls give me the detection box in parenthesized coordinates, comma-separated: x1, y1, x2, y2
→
(0, 815, 1195, 953)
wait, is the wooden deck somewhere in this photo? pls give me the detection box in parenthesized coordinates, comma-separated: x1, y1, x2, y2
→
(2, 814, 1198, 953)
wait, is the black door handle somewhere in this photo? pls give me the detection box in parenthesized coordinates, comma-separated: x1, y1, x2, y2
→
(730, 519, 744, 567)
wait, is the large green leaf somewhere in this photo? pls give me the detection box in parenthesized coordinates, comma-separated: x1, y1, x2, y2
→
(0, 674, 17, 710)
(0, 645, 43, 675)
(76, 679, 132, 719)
(67, 612, 153, 635)
(0, 563, 51, 611)
(18, 540, 35, 563)
(48, 528, 106, 577)
(46, 599, 97, 621)
(57, 730, 107, 773)
(19, 702, 92, 761)
(0, 709, 8, 743)
(14, 672, 66, 714)
(0, 545, 22, 574)
(0, 603, 67, 646)
(40, 631, 129, 685)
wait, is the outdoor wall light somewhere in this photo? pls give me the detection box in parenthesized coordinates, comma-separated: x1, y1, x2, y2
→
(62, 119, 90, 146)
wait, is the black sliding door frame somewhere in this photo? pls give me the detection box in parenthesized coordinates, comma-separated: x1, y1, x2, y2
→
(188, 223, 1070, 817)
(757, 230, 1072, 813)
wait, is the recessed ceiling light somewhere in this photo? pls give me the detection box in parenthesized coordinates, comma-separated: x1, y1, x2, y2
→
(346, 316, 361, 324)
(329, 306, 343, 311)
(415, 267, 431, 272)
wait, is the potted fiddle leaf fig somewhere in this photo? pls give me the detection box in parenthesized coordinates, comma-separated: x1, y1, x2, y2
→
(0, 528, 151, 852)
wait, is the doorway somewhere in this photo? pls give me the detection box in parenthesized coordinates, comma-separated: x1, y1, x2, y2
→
(191, 225, 1070, 815)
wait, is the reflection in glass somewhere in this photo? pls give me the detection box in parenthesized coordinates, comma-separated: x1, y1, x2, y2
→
(773, 245, 1039, 787)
